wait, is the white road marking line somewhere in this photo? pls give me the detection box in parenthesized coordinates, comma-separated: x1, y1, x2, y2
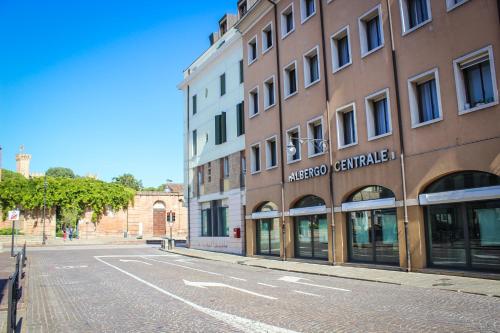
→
(293, 290, 322, 297)
(279, 276, 351, 292)
(142, 257, 223, 276)
(175, 258, 197, 264)
(94, 254, 179, 258)
(119, 259, 152, 265)
(183, 280, 276, 300)
(258, 283, 277, 288)
(229, 276, 247, 281)
(55, 265, 89, 270)
(94, 257, 295, 333)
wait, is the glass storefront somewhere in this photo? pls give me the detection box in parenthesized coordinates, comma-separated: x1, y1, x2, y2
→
(423, 171, 500, 271)
(345, 186, 399, 265)
(256, 218, 280, 256)
(293, 196, 329, 260)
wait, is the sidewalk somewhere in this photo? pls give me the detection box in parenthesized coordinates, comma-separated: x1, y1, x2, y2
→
(167, 247, 500, 298)
(0, 235, 147, 249)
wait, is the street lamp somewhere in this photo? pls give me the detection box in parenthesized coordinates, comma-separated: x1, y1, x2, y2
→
(286, 137, 329, 157)
(42, 174, 47, 245)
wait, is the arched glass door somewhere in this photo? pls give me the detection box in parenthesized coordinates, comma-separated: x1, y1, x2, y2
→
(422, 171, 500, 271)
(293, 196, 328, 260)
(346, 186, 399, 265)
(255, 202, 280, 256)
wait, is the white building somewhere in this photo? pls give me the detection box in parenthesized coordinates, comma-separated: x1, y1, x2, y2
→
(178, 14, 246, 254)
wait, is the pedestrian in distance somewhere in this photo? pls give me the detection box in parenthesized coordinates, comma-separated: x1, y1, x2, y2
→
(69, 226, 74, 241)
(63, 225, 67, 242)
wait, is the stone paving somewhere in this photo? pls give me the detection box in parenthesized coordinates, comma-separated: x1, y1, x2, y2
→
(21, 245, 500, 332)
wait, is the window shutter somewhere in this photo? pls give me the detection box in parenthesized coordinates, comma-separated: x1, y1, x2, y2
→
(239, 60, 244, 83)
(215, 115, 221, 145)
(237, 102, 245, 136)
(221, 112, 227, 143)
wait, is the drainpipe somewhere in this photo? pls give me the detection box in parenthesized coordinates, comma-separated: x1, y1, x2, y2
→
(266, 0, 287, 261)
(387, 0, 411, 272)
(318, 0, 337, 266)
(186, 84, 191, 248)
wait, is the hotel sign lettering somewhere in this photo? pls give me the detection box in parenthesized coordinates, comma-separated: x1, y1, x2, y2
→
(289, 164, 329, 183)
(334, 149, 395, 172)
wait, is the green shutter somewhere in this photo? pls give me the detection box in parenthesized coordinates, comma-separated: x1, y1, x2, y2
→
(239, 60, 244, 84)
(236, 103, 242, 136)
(221, 112, 227, 143)
(215, 115, 221, 145)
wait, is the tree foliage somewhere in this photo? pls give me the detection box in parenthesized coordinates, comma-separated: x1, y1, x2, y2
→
(46, 167, 76, 178)
(112, 173, 143, 191)
(0, 175, 135, 222)
(1, 169, 25, 181)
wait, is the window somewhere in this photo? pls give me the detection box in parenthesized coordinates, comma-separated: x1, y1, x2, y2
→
(303, 46, 320, 88)
(300, 0, 316, 23)
(307, 117, 324, 156)
(223, 156, 230, 178)
(239, 59, 244, 84)
(400, 0, 431, 34)
(359, 5, 383, 57)
(281, 3, 295, 38)
(453, 46, 498, 114)
(283, 61, 298, 98)
(331, 26, 351, 73)
(251, 143, 261, 173)
(366, 89, 392, 140)
(266, 136, 278, 169)
(408, 68, 442, 128)
(238, 0, 248, 17)
(336, 103, 357, 148)
(249, 87, 259, 117)
(201, 200, 229, 237)
(192, 130, 197, 156)
(236, 102, 245, 136)
(197, 166, 204, 185)
(192, 94, 197, 115)
(207, 162, 212, 182)
(287, 127, 301, 163)
(219, 20, 227, 36)
(262, 23, 273, 53)
(446, 0, 468, 11)
(264, 76, 276, 110)
(220, 73, 226, 96)
(248, 36, 258, 64)
(215, 112, 227, 145)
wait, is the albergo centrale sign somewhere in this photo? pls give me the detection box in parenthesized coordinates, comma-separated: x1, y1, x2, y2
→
(289, 164, 329, 182)
(334, 149, 396, 172)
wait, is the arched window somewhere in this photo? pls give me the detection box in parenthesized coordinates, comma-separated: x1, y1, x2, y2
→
(153, 201, 166, 210)
(423, 171, 500, 194)
(293, 195, 325, 208)
(347, 186, 395, 202)
(256, 201, 279, 212)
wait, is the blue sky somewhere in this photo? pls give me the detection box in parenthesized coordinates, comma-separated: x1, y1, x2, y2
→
(0, 0, 235, 187)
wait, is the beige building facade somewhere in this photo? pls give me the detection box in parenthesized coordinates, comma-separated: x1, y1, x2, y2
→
(237, 0, 500, 273)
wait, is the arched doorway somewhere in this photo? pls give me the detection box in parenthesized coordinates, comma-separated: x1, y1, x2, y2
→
(420, 171, 500, 271)
(343, 186, 399, 265)
(253, 202, 280, 256)
(153, 201, 166, 237)
(291, 195, 328, 260)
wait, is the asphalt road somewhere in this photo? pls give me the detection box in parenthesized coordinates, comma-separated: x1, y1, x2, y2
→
(23, 245, 500, 333)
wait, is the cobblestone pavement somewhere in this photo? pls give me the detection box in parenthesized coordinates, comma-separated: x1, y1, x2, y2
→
(23, 246, 500, 333)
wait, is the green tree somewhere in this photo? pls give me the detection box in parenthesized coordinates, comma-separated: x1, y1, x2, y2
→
(1, 169, 25, 181)
(112, 173, 143, 191)
(46, 167, 76, 178)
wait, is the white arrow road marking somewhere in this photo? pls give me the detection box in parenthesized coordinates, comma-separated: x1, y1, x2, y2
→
(55, 265, 88, 270)
(95, 257, 295, 333)
(229, 276, 247, 281)
(95, 254, 179, 258)
(279, 276, 351, 292)
(293, 290, 321, 297)
(258, 283, 277, 288)
(142, 257, 223, 276)
(119, 259, 152, 265)
(183, 280, 276, 300)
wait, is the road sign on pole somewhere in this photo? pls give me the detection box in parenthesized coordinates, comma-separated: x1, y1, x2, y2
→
(8, 210, 20, 257)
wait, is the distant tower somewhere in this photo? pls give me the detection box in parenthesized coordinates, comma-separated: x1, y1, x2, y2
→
(16, 145, 31, 178)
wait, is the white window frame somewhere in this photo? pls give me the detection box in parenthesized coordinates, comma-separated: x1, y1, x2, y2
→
(280, 3, 295, 39)
(265, 135, 279, 170)
(336, 103, 358, 149)
(303, 45, 321, 88)
(300, 0, 316, 24)
(250, 142, 261, 174)
(248, 86, 260, 118)
(263, 75, 276, 110)
(262, 22, 274, 55)
(446, 0, 469, 12)
(286, 126, 302, 164)
(453, 45, 499, 115)
(365, 88, 393, 141)
(407, 68, 443, 128)
(399, 0, 432, 36)
(358, 4, 384, 58)
(331, 25, 352, 74)
(247, 35, 258, 65)
(223, 156, 230, 178)
(307, 116, 325, 158)
(283, 60, 299, 100)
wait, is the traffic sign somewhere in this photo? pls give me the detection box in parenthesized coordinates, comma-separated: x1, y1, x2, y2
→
(8, 210, 20, 221)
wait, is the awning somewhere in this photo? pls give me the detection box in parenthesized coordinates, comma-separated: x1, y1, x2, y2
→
(251, 211, 281, 219)
(289, 205, 328, 217)
(419, 185, 500, 205)
(341, 198, 396, 212)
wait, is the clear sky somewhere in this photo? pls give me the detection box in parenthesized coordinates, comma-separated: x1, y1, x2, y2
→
(0, 0, 235, 187)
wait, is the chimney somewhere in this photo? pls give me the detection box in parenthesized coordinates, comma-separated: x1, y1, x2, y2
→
(209, 31, 220, 46)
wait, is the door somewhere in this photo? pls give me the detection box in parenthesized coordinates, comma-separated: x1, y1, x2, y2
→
(294, 215, 328, 260)
(153, 209, 166, 237)
(257, 218, 280, 256)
